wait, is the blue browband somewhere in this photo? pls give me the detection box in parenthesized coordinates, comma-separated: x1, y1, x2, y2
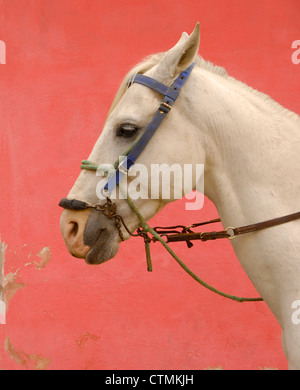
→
(103, 62, 196, 193)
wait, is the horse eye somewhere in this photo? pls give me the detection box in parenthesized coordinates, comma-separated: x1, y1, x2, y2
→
(117, 124, 139, 138)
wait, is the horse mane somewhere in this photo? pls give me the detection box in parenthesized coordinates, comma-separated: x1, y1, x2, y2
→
(108, 53, 300, 122)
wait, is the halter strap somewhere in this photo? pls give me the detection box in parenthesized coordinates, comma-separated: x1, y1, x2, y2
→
(103, 62, 196, 194)
(132, 74, 182, 101)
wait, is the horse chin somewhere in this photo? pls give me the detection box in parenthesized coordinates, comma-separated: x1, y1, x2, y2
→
(83, 229, 120, 265)
(85, 242, 119, 265)
(81, 208, 121, 265)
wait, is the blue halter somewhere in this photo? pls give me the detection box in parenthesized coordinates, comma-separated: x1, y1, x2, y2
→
(102, 62, 196, 194)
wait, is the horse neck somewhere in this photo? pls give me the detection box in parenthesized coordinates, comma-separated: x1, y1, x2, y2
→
(190, 66, 300, 226)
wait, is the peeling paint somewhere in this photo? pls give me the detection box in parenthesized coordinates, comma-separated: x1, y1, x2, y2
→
(75, 331, 100, 347)
(0, 238, 6, 296)
(3, 270, 25, 309)
(4, 337, 50, 370)
(0, 239, 7, 324)
(0, 243, 51, 324)
(34, 247, 51, 270)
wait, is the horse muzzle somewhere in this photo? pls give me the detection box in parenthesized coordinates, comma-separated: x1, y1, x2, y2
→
(59, 202, 121, 265)
(60, 208, 92, 259)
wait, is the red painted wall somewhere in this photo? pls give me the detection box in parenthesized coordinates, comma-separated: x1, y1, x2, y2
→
(0, 0, 299, 370)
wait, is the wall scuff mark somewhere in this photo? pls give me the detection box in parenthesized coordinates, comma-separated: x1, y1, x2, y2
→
(4, 337, 50, 370)
(75, 331, 100, 347)
(3, 271, 25, 309)
(34, 247, 51, 270)
(0, 238, 7, 324)
(0, 243, 51, 325)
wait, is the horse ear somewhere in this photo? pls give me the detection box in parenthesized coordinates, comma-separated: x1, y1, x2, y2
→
(156, 22, 200, 80)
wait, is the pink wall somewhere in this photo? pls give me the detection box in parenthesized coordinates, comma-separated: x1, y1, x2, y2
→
(0, 0, 299, 370)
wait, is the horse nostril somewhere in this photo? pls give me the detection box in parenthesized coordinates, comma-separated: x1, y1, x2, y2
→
(60, 209, 91, 259)
(69, 221, 79, 238)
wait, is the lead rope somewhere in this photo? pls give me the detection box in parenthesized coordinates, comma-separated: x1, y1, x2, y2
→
(81, 162, 263, 303)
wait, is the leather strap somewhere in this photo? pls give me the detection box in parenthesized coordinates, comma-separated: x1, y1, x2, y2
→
(103, 63, 196, 193)
(132, 74, 179, 101)
(165, 211, 300, 243)
(232, 211, 300, 238)
(59, 198, 87, 210)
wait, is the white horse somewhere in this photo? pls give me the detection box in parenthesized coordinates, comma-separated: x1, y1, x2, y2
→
(60, 23, 300, 369)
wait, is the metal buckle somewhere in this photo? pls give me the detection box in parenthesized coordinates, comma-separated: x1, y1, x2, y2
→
(161, 102, 172, 111)
(225, 227, 236, 240)
(119, 164, 129, 175)
(118, 159, 132, 175)
(159, 101, 172, 114)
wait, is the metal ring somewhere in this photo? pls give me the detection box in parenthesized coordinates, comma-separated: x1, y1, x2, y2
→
(225, 227, 236, 240)
(100, 187, 111, 198)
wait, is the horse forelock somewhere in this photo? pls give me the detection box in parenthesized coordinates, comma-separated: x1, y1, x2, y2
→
(107, 53, 164, 117)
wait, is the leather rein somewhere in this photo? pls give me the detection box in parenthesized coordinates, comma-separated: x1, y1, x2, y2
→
(59, 63, 300, 303)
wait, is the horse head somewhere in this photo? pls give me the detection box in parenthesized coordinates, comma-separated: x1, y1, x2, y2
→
(59, 23, 205, 264)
